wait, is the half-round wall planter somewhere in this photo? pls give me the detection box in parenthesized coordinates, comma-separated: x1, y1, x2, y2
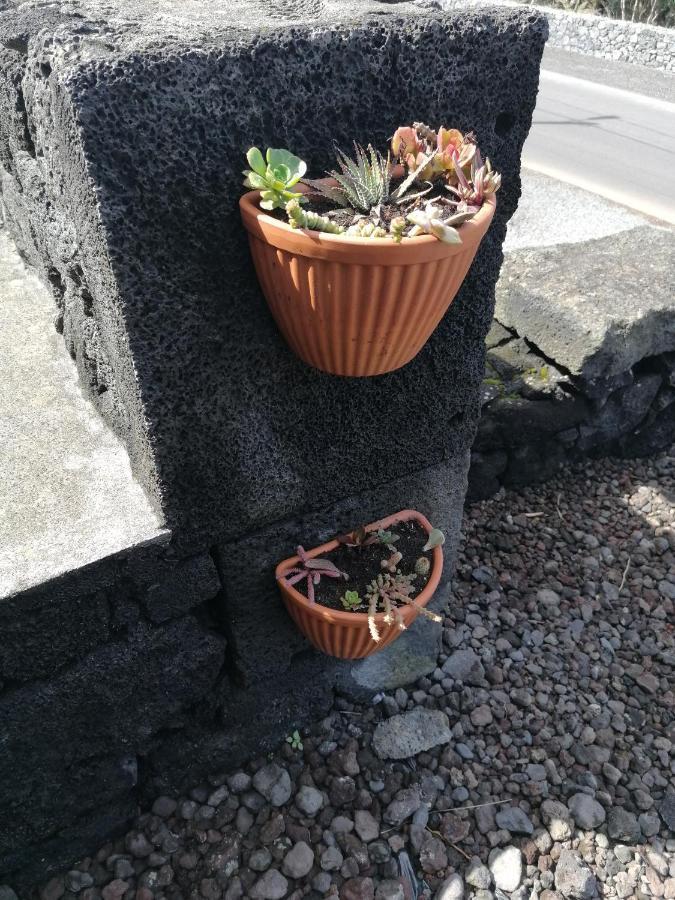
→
(240, 186, 496, 377)
(275, 509, 443, 659)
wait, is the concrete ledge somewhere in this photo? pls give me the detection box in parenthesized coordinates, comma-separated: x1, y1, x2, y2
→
(0, 228, 168, 599)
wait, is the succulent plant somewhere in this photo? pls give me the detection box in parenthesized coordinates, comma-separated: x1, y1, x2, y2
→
(375, 529, 400, 548)
(345, 219, 388, 238)
(286, 199, 345, 234)
(364, 571, 441, 642)
(389, 216, 407, 243)
(406, 202, 465, 245)
(414, 556, 431, 576)
(337, 525, 371, 548)
(391, 124, 479, 184)
(243, 147, 307, 211)
(340, 590, 363, 611)
(423, 527, 445, 551)
(283, 545, 347, 603)
(307, 144, 391, 213)
(286, 730, 303, 751)
(446, 149, 501, 209)
(381, 550, 403, 573)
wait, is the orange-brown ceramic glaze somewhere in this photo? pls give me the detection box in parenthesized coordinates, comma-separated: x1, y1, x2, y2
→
(240, 186, 496, 377)
(275, 510, 443, 659)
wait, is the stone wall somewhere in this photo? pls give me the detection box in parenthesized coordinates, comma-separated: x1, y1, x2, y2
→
(469, 225, 675, 500)
(0, 0, 546, 887)
(421, 0, 675, 71)
(0, 540, 333, 888)
(545, 5, 675, 70)
(469, 328, 675, 501)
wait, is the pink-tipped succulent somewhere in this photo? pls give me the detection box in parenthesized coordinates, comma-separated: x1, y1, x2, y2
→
(447, 148, 501, 210)
(392, 124, 479, 184)
(283, 546, 347, 603)
(391, 126, 427, 170)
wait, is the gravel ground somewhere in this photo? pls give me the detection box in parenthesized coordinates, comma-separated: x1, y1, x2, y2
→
(27, 448, 675, 900)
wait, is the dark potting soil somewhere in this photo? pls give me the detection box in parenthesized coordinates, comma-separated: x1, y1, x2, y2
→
(311, 519, 433, 614)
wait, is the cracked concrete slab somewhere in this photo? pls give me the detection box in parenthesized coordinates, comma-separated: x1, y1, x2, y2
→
(496, 223, 675, 379)
(0, 228, 169, 599)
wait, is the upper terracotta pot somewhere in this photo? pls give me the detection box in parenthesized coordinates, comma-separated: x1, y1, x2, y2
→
(275, 509, 443, 659)
(240, 183, 496, 377)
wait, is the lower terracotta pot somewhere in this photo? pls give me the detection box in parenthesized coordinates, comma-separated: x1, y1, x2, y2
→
(239, 186, 496, 377)
(275, 509, 443, 659)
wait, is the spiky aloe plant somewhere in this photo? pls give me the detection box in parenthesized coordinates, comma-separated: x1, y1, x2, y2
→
(307, 144, 391, 213)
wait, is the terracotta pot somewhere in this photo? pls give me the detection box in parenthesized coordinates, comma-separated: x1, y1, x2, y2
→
(240, 183, 496, 377)
(275, 509, 443, 659)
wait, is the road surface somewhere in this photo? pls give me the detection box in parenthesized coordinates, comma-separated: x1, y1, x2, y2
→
(523, 48, 675, 225)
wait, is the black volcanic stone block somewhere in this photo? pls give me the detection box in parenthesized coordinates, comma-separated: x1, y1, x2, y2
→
(0, 0, 547, 545)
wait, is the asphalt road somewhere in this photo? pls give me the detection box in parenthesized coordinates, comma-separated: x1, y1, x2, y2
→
(523, 48, 675, 225)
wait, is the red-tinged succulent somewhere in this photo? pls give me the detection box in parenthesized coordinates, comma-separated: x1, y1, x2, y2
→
(283, 545, 347, 603)
(447, 148, 501, 208)
(391, 126, 426, 168)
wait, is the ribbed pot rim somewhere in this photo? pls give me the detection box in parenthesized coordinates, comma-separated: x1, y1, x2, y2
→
(240, 185, 496, 265)
(275, 509, 444, 624)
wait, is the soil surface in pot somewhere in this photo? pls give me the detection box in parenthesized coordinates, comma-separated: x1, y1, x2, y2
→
(269, 175, 474, 236)
(311, 519, 433, 613)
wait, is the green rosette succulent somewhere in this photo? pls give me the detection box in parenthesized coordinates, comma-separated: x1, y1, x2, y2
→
(243, 147, 308, 211)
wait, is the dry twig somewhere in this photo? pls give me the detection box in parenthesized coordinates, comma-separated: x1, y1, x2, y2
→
(619, 555, 632, 593)
(426, 827, 471, 861)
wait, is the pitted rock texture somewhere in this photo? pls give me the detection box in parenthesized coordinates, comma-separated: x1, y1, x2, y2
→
(0, 0, 547, 544)
(372, 708, 452, 759)
(495, 226, 675, 381)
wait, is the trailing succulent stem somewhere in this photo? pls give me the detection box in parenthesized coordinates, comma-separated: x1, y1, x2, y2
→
(286, 199, 345, 234)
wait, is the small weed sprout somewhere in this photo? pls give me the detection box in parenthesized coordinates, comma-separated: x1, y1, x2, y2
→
(286, 730, 303, 751)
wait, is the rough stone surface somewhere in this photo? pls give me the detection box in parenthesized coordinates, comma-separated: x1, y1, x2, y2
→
(441, 648, 486, 684)
(372, 709, 451, 759)
(495, 226, 675, 380)
(0, 0, 547, 888)
(489, 846, 523, 892)
(568, 793, 606, 830)
(0, 0, 546, 545)
(252, 764, 292, 808)
(468, 206, 675, 502)
(18, 447, 675, 900)
(282, 841, 314, 879)
(0, 229, 168, 600)
(554, 849, 597, 899)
